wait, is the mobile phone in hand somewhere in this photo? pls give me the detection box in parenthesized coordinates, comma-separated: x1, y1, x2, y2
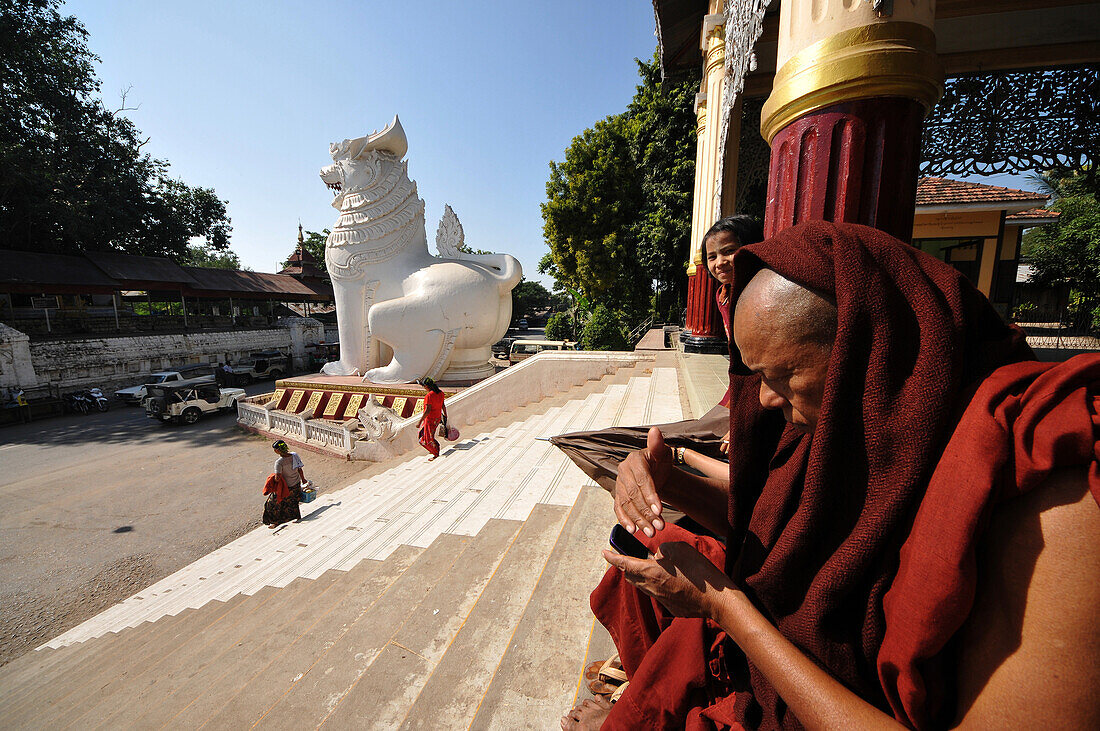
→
(609, 524, 650, 559)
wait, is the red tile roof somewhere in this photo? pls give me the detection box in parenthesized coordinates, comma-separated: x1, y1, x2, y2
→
(1005, 207, 1060, 222)
(916, 177, 1049, 207)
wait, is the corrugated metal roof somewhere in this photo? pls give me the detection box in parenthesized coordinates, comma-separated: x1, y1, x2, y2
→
(0, 250, 120, 288)
(182, 267, 322, 297)
(85, 251, 200, 285)
(0, 250, 333, 299)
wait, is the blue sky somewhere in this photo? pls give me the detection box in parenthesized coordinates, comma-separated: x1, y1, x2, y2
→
(67, 1, 1040, 281)
(68, 0, 661, 281)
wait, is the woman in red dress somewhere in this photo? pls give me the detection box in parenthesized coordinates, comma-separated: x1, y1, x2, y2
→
(416, 377, 447, 460)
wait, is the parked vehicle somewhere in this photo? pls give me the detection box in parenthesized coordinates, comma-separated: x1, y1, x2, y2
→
(115, 371, 187, 405)
(507, 339, 576, 365)
(144, 378, 246, 425)
(85, 387, 110, 412)
(491, 337, 515, 359)
(63, 391, 91, 414)
(114, 365, 214, 405)
(225, 351, 289, 384)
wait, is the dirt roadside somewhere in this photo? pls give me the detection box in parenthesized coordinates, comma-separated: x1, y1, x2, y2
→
(0, 396, 366, 666)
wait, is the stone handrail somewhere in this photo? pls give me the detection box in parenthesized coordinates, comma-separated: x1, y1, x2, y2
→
(237, 396, 354, 454)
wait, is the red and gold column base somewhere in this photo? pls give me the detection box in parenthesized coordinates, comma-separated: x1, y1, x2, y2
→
(682, 269, 728, 354)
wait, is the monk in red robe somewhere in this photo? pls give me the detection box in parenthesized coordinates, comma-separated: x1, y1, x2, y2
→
(562, 221, 1100, 730)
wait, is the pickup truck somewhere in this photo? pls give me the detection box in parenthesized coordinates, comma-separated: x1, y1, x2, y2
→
(115, 371, 186, 405)
(114, 364, 213, 404)
(144, 378, 246, 425)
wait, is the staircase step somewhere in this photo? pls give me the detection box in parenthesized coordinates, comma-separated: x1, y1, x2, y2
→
(394, 503, 573, 730)
(263, 518, 526, 729)
(199, 533, 465, 729)
(123, 547, 403, 728)
(159, 545, 422, 730)
(91, 567, 354, 729)
(4, 588, 267, 729)
(39, 570, 343, 729)
(470, 484, 616, 729)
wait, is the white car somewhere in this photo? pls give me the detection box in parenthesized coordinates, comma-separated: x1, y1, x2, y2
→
(114, 371, 186, 405)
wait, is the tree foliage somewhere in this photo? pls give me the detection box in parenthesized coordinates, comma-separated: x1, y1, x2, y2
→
(0, 0, 231, 260)
(628, 56, 700, 321)
(184, 243, 245, 270)
(1022, 168, 1100, 331)
(541, 53, 699, 326)
(510, 278, 552, 319)
(579, 304, 628, 351)
(544, 311, 574, 341)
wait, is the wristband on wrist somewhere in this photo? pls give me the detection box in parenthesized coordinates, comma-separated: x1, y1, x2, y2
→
(674, 446, 685, 465)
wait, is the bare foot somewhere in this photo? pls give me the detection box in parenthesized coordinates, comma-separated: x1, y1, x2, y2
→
(561, 697, 612, 730)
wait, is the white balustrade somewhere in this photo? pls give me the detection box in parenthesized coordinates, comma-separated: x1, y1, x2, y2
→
(238, 396, 356, 454)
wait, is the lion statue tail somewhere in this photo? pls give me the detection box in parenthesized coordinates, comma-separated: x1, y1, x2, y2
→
(482, 253, 523, 294)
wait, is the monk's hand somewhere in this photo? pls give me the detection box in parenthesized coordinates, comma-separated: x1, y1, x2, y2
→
(603, 541, 734, 619)
(719, 429, 731, 456)
(613, 427, 670, 537)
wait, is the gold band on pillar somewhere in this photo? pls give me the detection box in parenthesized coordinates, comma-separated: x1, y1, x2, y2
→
(761, 22, 943, 144)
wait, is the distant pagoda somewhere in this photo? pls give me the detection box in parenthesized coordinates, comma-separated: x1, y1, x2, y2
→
(279, 223, 327, 283)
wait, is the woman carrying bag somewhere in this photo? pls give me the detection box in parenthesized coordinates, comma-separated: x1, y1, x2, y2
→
(416, 377, 450, 461)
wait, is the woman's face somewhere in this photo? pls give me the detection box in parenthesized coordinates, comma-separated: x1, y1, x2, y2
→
(705, 231, 740, 285)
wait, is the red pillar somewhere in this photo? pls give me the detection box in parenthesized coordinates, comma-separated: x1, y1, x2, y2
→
(763, 98, 925, 241)
(682, 268, 726, 353)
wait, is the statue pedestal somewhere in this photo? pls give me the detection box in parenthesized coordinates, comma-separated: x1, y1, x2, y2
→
(269, 374, 461, 421)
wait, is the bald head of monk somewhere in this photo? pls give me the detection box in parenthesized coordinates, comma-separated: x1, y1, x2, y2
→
(733, 268, 837, 432)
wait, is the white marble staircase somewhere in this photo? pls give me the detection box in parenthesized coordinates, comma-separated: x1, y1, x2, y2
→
(39, 366, 682, 650)
(0, 364, 684, 730)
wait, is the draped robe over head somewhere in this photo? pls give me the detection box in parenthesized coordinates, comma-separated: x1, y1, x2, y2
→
(593, 221, 1100, 729)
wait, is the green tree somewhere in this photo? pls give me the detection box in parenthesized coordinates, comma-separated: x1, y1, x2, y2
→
(628, 55, 700, 322)
(540, 52, 698, 326)
(579, 304, 628, 351)
(541, 113, 648, 322)
(1022, 168, 1100, 331)
(511, 278, 552, 319)
(184, 243, 245, 270)
(544, 311, 574, 341)
(0, 0, 231, 259)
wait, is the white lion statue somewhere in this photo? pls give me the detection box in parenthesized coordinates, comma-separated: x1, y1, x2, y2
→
(319, 116, 522, 383)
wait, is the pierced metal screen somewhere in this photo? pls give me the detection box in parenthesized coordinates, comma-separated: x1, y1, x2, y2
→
(920, 64, 1100, 176)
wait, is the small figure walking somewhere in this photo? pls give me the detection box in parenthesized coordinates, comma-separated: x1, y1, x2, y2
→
(263, 439, 307, 527)
(416, 377, 447, 461)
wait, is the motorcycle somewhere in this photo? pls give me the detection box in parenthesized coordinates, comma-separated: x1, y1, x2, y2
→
(85, 387, 110, 412)
(63, 391, 90, 415)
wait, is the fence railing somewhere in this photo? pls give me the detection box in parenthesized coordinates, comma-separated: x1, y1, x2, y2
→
(626, 317, 655, 347)
(237, 396, 355, 452)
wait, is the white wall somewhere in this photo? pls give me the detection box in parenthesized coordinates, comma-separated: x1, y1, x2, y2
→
(14, 317, 324, 392)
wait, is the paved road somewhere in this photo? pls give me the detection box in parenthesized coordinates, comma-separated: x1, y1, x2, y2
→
(0, 381, 366, 666)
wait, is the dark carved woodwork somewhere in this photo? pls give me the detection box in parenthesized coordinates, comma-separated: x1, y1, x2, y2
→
(764, 98, 925, 242)
(921, 64, 1099, 177)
